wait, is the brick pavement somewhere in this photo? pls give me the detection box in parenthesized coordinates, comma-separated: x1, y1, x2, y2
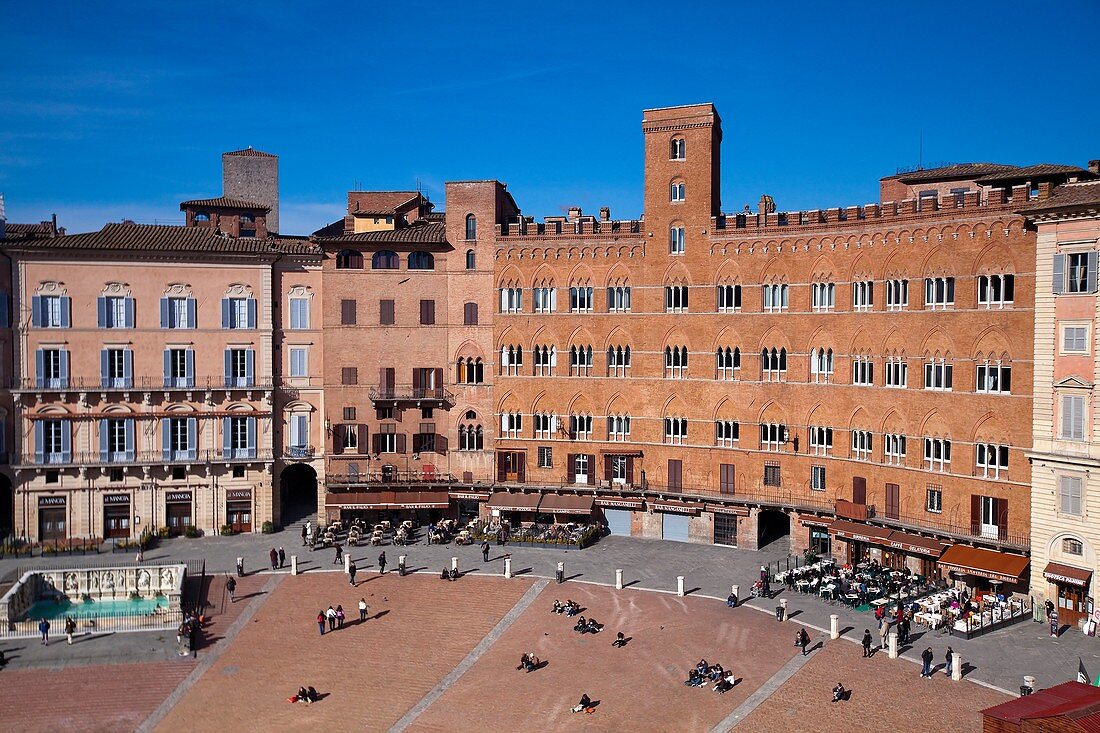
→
(735, 639, 1010, 733)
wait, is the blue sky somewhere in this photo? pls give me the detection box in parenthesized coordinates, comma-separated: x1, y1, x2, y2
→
(3, 1, 1098, 235)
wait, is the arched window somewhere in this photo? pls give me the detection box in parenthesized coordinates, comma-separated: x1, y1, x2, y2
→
(408, 251, 435, 270)
(371, 250, 399, 269)
(456, 357, 484, 385)
(670, 180, 685, 203)
(194, 212, 210, 222)
(465, 249, 476, 270)
(336, 249, 363, 269)
(465, 214, 477, 240)
(670, 137, 686, 161)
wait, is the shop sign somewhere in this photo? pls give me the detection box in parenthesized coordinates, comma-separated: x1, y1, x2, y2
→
(450, 492, 489, 501)
(38, 496, 66, 507)
(165, 492, 193, 503)
(226, 489, 252, 501)
(103, 494, 131, 505)
(594, 498, 643, 509)
(1045, 571, 1090, 587)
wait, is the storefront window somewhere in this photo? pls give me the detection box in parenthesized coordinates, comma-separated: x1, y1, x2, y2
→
(810, 529, 830, 557)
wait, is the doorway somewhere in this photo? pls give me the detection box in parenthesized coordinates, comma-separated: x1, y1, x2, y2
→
(757, 509, 791, 550)
(279, 463, 318, 526)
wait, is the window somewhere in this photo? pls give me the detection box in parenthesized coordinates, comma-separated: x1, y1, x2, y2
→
(1063, 325, 1089, 354)
(763, 463, 782, 487)
(459, 424, 484, 451)
(343, 423, 359, 451)
(465, 214, 477, 241)
(926, 486, 942, 513)
(670, 181, 685, 202)
(811, 282, 835, 312)
(924, 277, 955, 309)
(570, 345, 593, 376)
(336, 249, 363, 269)
(1060, 394, 1087, 441)
(762, 283, 789, 312)
(224, 349, 254, 387)
(534, 413, 557, 439)
(607, 345, 631, 376)
(33, 294, 68, 328)
(101, 348, 132, 388)
(98, 295, 133, 329)
(419, 299, 435, 325)
(664, 417, 687, 445)
(289, 297, 310, 329)
(164, 417, 194, 461)
(533, 345, 557, 376)
(39, 419, 67, 463)
(36, 348, 68, 389)
(456, 357, 484, 384)
(341, 367, 359, 386)
(716, 347, 740, 380)
(608, 414, 631, 441)
(408, 251, 434, 270)
(372, 250, 399, 269)
(161, 296, 195, 329)
(884, 433, 906, 465)
(1064, 537, 1085, 555)
(500, 344, 523, 375)
(760, 423, 785, 451)
(669, 226, 685, 254)
(501, 412, 523, 438)
(716, 420, 739, 447)
(289, 347, 308, 378)
(716, 284, 741, 312)
(670, 137, 685, 160)
(569, 414, 593, 441)
(537, 446, 552, 467)
(500, 287, 523, 313)
(463, 302, 478, 326)
(852, 281, 874, 311)
(811, 465, 826, 492)
(923, 437, 951, 471)
(810, 347, 834, 382)
(607, 285, 631, 312)
(379, 299, 394, 325)
(465, 249, 476, 270)
(851, 357, 873, 386)
(569, 286, 594, 312)
(664, 345, 688, 378)
(885, 357, 907, 388)
(978, 274, 1014, 308)
(101, 417, 134, 462)
(809, 426, 833, 455)
(976, 362, 1011, 394)
(343, 407, 356, 421)
(376, 423, 396, 453)
(976, 443, 1009, 479)
(924, 359, 953, 390)
(194, 212, 210, 222)
(533, 286, 556, 313)
(1059, 252, 1096, 294)
(665, 285, 688, 313)
(886, 279, 908, 310)
(164, 348, 194, 388)
(761, 347, 787, 380)
(851, 430, 872, 460)
(222, 297, 256, 329)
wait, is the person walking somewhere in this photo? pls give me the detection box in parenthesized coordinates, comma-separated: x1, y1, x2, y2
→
(226, 575, 237, 603)
(65, 616, 76, 645)
(1051, 607, 1060, 638)
(269, 548, 278, 570)
(336, 605, 345, 629)
(760, 566, 770, 597)
(378, 551, 387, 575)
(482, 539, 490, 563)
(334, 544, 343, 565)
(358, 598, 368, 622)
(348, 561, 357, 586)
(921, 646, 934, 678)
(326, 606, 337, 632)
(316, 610, 325, 636)
(278, 547, 285, 568)
(39, 618, 50, 646)
(878, 617, 889, 651)
(861, 629, 872, 658)
(797, 628, 810, 656)
(944, 646, 954, 676)
(301, 524, 308, 546)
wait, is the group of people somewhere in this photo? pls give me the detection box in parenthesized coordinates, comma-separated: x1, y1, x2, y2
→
(685, 659, 735, 693)
(516, 652, 542, 673)
(781, 557, 934, 608)
(176, 612, 202, 656)
(572, 616, 603, 635)
(920, 646, 954, 678)
(439, 566, 460, 581)
(551, 599, 581, 616)
(290, 686, 319, 704)
(268, 547, 286, 570)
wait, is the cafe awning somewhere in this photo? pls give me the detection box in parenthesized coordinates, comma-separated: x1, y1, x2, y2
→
(538, 494, 595, 515)
(828, 519, 892, 544)
(705, 503, 749, 516)
(1044, 562, 1093, 588)
(651, 499, 702, 515)
(325, 491, 450, 509)
(885, 530, 949, 558)
(391, 491, 450, 509)
(487, 492, 541, 512)
(938, 545, 1029, 583)
(594, 496, 644, 510)
(796, 513, 832, 527)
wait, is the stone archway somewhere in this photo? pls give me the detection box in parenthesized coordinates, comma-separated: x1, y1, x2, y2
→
(279, 463, 318, 527)
(757, 509, 791, 551)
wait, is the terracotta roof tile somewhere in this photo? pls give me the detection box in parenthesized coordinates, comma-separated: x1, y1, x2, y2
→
(317, 220, 447, 245)
(1020, 181, 1100, 213)
(4, 222, 320, 256)
(348, 192, 422, 216)
(179, 196, 269, 210)
(886, 163, 1017, 183)
(223, 147, 276, 158)
(977, 164, 1095, 183)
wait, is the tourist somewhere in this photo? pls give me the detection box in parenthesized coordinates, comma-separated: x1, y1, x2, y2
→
(584, 618, 602, 634)
(326, 606, 337, 632)
(449, 567, 458, 581)
(269, 548, 278, 570)
(359, 598, 368, 622)
(482, 539, 490, 563)
(832, 682, 847, 703)
(1051, 607, 1060, 638)
(516, 652, 540, 672)
(696, 659, 709, 676)
(570, 693, 592, 714)
(278, 547, 285, 568)
(726, 591, 738, 608)
(301, 524, 308, 546)
(612, 632, 627, 648)
(316, 610, 325, 636)
(65, 616, 76, 645)
(236, 557, 245, 576)
(334, 544, 343, 565)
(714, 675, 734, 694)
(565, 600, 580, 617)
(552, 600, 564, 614)
(945, 646, 954, 676)
(708, 663, 725, 681)
(921, 646, 934, 678)
(797, 628, 810, 656)
(440, 567, 450, 581)
(38, 617, 50, 645)
(574, 616, 587, 633)
(878, 617, 889, 650)
(861, 629, 872, 658)
(378, 551, 387, 575)
(348, 561, 357, 586)
(760, 566, 770, 596)
(336, 605, 345, 629)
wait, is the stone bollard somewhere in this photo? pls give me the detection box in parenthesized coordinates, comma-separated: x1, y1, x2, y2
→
(830, 614, 839, 640)
(291, 555, 298, 576)
(887, 632, 898, 659)
(677, 576, 685, 597)
(616, 569, 624, 590)
(451, 556, 458, 572)
(556, 562, 565, 584)
(343, 554, 350, 574)
(779, 598, 788, 621)
(952, 653, 963, 681)
(398, 555, 407, 576)
(504, 557, 512, 578)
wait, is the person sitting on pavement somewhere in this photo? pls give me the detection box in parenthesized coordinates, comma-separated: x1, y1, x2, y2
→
(696, 659, 709, 676)
(832, 682, 847, 703)
(564, 600, 580, 617)
(570, 693, 593, 714)
(708, 663, 725, 681)
(584, 618, 602, 634)
(714, 675, 734, 693)
(612, 631, 627, 648)
(726, 592, 738, 608)
(573, 615, 587, 633)
(516, 652, 540, 672)
(685, 668, 705, 687)
(440, 567, 449, 581)
(552, 600, 564, 614)
(448, 567, 459, 581)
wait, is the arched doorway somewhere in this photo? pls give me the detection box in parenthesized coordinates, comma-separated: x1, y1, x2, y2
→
(0, 474, 12, 538)
(757, 509, 791, 551)
(280, 463, 318, 526)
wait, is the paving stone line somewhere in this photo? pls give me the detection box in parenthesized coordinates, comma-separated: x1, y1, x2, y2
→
(135, 572, 284, 733)
(710, 647, 815, 733)
(387, 577, 550, 733)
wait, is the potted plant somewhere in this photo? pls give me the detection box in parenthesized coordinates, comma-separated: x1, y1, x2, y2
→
(261, 521, 275, 534)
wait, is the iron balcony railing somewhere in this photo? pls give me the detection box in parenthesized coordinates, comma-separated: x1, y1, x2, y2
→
(15, 376, 275, 392)
(14, 448, 275, 469)
(368, 385, 455, 404)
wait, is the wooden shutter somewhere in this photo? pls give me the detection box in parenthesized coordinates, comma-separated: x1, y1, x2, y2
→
(385, 368, 395, 390)
(970, 495, 981, 535)
(464, 302, 478, 325)
(626, 457, 634, 485)
(852, 476, 867, 504)
(720, 463, 735, 494)
(885, 483, 900, 519)
(997, 498, 1009, 540)
(586, 454, 596, 485)
(372, 433, 382, 455)
(342, 299, 357, 325)
(668, 459, 682, 491)
(357, 424, 369, 454)
(380, 299, 394, 325)
(412, 368, 421, 396)
(341, 367, 357, 385)
(566, 453, 575, 483)
(333, 424, 345, 455)
(1089, 252, 1099, 294)
(497, 453, 507, 482)
(516, 455, 525, 483)
(433, 368, 443, 394)
(604, 455, 612, 483)
(395, 433, 406, 454)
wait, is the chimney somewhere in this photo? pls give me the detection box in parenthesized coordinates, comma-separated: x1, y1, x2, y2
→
(567, 206, 581, 221)
(1089, 160, 1100, 175)
(599, 206, 610, 222)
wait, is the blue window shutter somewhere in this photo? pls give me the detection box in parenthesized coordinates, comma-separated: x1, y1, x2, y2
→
(100, 349, 109, 385)
(163, 350, 171, 386)
(123, 349, 133, 385)
(224, 350, 232, 386)
(221, 298, 230, 329)
(1089, 251, 1098, 294)
(99, 418, 109, 461)
(246, 298, 257, 329)
(125, 418, 135, 460)
(34, 421, 44, 464)
(160, 298, 169, 328)
(60, 420, 71, 462)
(1052, 254, 1065, 294)
(246, 416, 257, 457)
(187, 417, 197, 458)
(245, 349, 254, 386)
(30, 295, 41, 327)
(59, 350, 69, 385)
(97, 296, 107, 328)
(35, 349, 45, 388)
(59, 296, 71, 328)
(124, 297, 135, 328)
(222, 417, 232, 457)
(185, 349, 195, 386)
(161, 418, 171, 460)
(187, 298, 197, 329)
